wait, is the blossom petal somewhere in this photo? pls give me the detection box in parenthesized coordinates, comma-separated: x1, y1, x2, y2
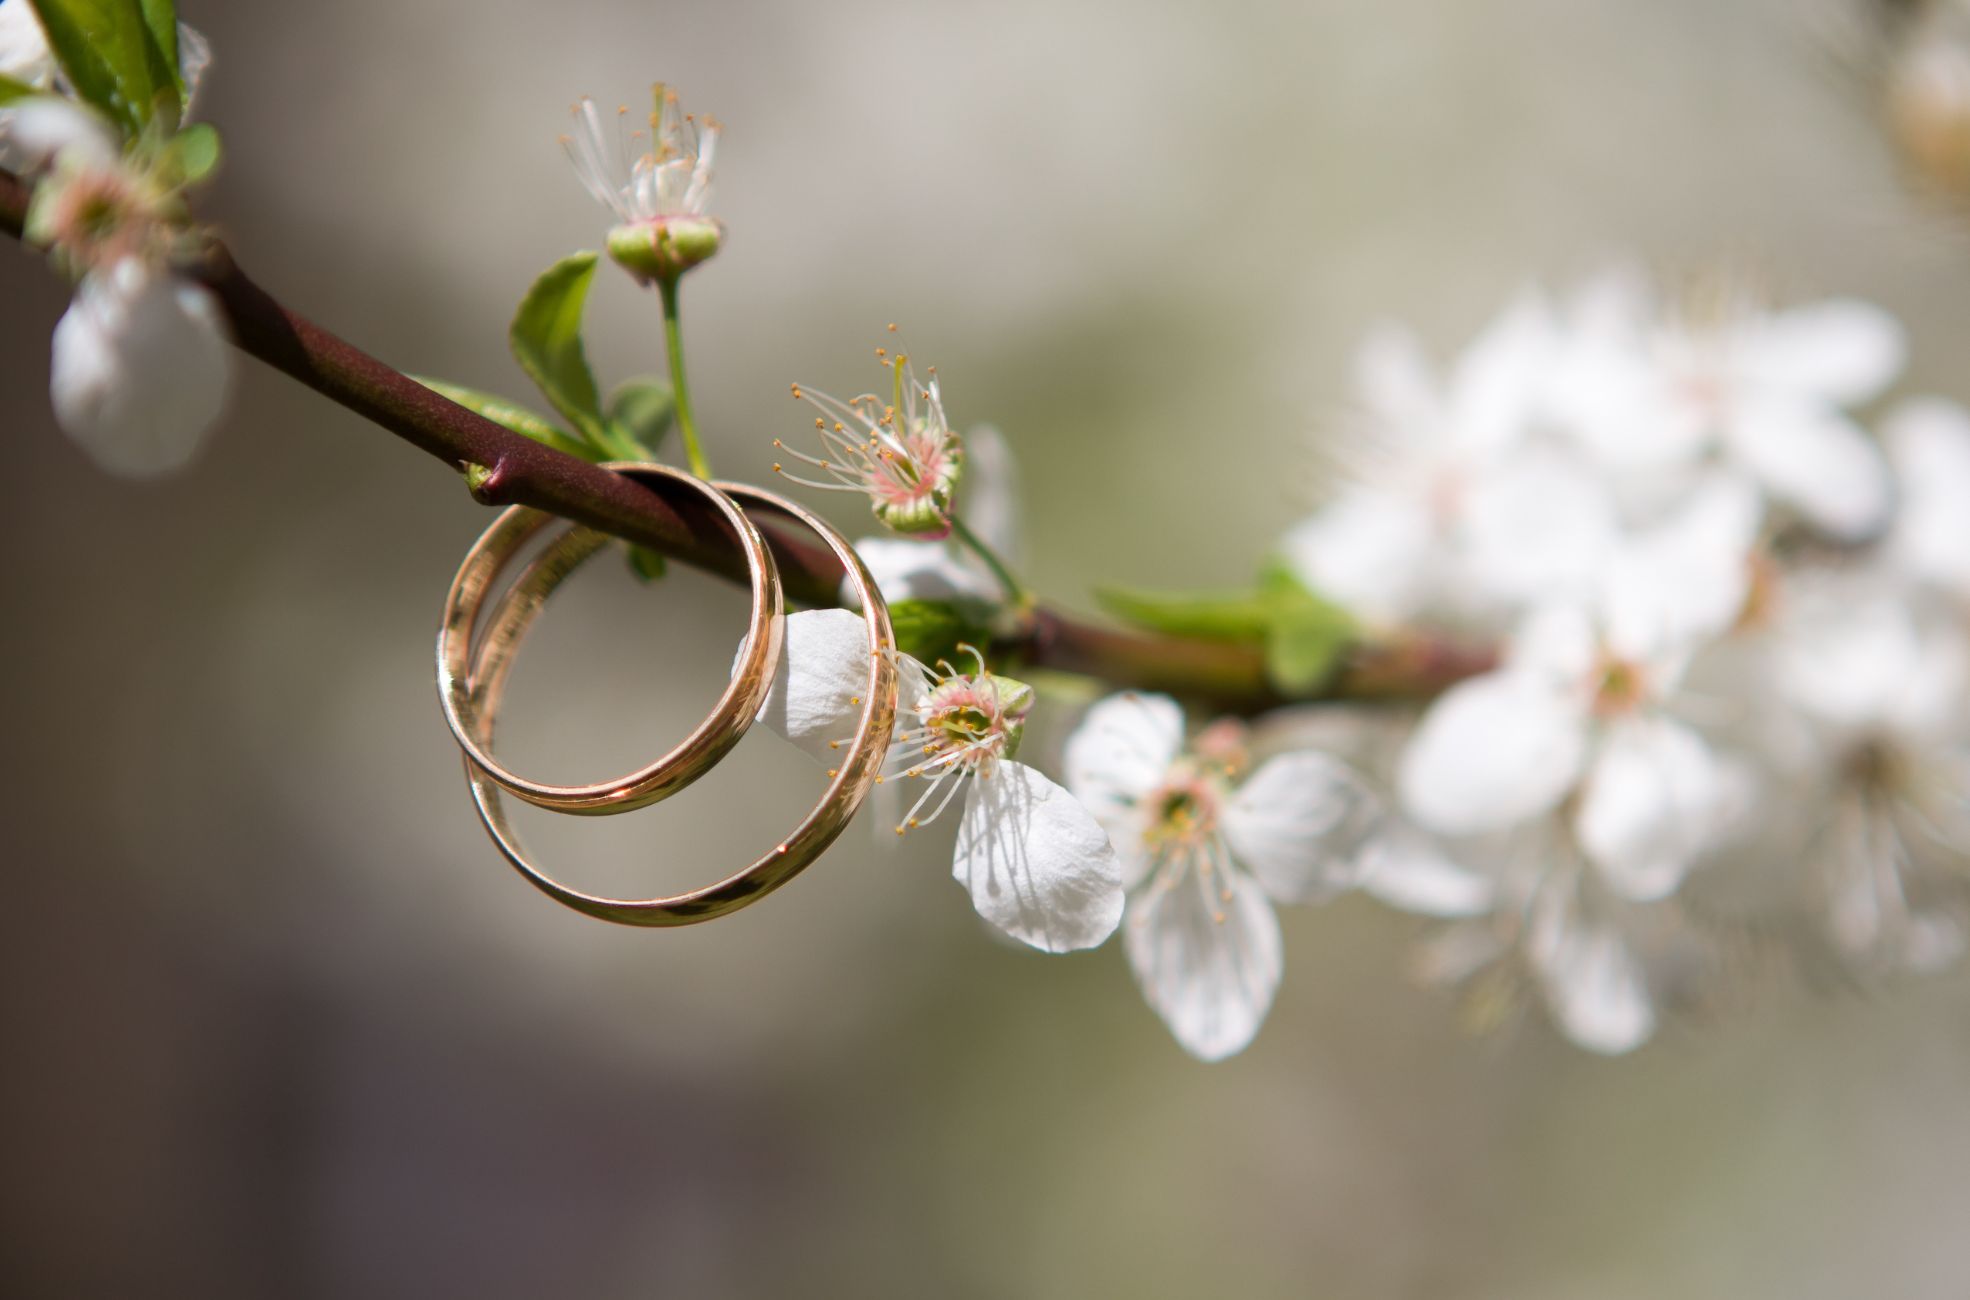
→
(1726, 396, 1891, 540)
(177, 23, 213, 118)
(1125, 858, 1283, 1061)
(1509, 605, 1600, 683)
(1531, 921, 1655, 1055)
(1221, 751, 1375, 903)
(1528, 897, 1655, 1054)
(0, 1, 55, 89)
(846, 536, 999, 608)
(1574, 716, 1723, 901)
(1278, 491, 1435, 626)
(0, 96, 120, 170)
(1448, 290, 1556, 453)
(754, 608, 877, 765)
(1458, 447, 1619, 610)
(1357, 828, 1496, 917)
(1602, 472, 1760, 658)
(1412, 919, 1509, 985)
(1399, 671, 1588, 837)
(953, 761, 1124, 953)
(1776, 586, 1931, 734)
(1743, 299, 1906, 407)
(1885, 397, 1970, 600)
(51, 262, 231, 476)
(1888, 620, 1970, 740)
(1063, 691, 1185, 853)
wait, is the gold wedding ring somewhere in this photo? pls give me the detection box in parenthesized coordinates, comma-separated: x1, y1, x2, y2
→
(444, 473, 898, 926)
(436, 462, 783, 815)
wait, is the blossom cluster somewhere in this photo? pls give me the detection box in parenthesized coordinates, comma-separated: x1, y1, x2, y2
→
(1276, 270, 1970, 1055)
(767, 271, 1970, 1061)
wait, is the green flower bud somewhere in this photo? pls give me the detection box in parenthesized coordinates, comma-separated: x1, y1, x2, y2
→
(606, 217, 723, 283)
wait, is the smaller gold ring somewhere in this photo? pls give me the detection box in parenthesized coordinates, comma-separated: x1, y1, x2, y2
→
(435, 462, 783, 815)
(461, 482, 899, 926)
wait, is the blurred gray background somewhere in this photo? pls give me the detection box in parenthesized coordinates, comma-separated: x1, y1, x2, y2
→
(6, 0, 1970, 1295)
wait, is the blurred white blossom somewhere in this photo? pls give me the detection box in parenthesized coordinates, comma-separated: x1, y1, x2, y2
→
(1266, 268, 1970, 1053)
(49, 255, 231, 476)
(0, 0, 57, 92)
(562, 87, 722, 281)
(7, 96, 232, 476)
(1398, 480, 1756, 904)
(1279, 295, 1580, 627)
(1553, 274, 1904, 538)
(1775, 582, 1970, 972)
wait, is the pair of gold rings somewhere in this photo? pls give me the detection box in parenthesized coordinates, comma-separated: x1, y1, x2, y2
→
(434, 463, 898, 925)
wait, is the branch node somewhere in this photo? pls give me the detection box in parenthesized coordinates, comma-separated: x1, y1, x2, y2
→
(464, 459, 509, 503)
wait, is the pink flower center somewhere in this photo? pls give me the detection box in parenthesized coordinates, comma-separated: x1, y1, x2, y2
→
(869, 430, 948, 506)
(47, 170, 153, 269)
(1144, 771, 1220, 849)
(920, 679, 1015, 766)
(1591, 655, 1649, 716)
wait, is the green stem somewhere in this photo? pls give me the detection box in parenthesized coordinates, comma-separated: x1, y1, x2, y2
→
(951, 514, 1031, 610)
(658, 273, 710, 478)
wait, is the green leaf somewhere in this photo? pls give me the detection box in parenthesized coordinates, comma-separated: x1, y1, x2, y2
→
(606, 378, 675, 457)
(889, 599, 984, 666)
(163, 120, 219, 184)
(1097, 567, 1357, 694)
(1258, 563, 1357, 694)
(137, 0, 177, 89)
(1095, 585, 1273, 641)
(414, 377, 597, 461)
(0, 73, 36, 106)
(28, 0, 179, 135)
(509, 252, 611, 448)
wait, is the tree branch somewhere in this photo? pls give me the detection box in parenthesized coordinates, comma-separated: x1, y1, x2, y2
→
(0, 168, 1491, 710)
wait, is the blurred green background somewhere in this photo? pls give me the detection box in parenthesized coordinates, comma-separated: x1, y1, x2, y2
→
(6, 0, 1970, 1294)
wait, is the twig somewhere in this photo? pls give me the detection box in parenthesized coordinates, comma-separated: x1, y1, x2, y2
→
(0, 168, 1492, 710)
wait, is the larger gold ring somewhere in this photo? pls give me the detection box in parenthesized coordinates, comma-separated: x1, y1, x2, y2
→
(461, 481, 899, 926)
(436, 462, 783, 815)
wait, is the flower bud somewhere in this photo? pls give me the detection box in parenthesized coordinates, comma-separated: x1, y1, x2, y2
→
(605, 216, 722, 284)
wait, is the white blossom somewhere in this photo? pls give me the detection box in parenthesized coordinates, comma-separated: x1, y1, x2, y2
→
(1771, 576, 1970, 972)
(562, 87, 717, 228)
(561, 86, 722, 282)
(1550, 274, 1903, 539)
(848, 424, 1019, 611)
(757, 610, 1123, 953)
(50, 256, 230, 476)
(0, 0, 57, 92)
(7, 96, 232, 475)
(1280, 295, 1582, 626)
(1396, 830, 1662, 1055)
(1063, 695, 1374, 1060)
(1398, 477, 1757, 902)
(781, 352, 964, 538)
(1883, 396, 1970, 602)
